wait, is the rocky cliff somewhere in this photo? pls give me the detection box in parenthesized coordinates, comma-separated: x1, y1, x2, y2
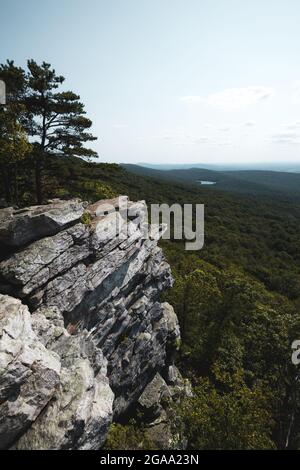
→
(0, 197, 184, 450)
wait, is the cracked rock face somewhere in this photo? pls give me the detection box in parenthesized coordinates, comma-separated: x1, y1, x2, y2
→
(15, 314, 114, 450)
(0, 295, 61, 449)
(0, 199, 85, 248)
(0, 197, 180, 449)
(0, 296, 114, 450)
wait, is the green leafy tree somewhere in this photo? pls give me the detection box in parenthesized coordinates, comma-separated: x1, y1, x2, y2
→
(0, 62, 31, 204)
(164, 246, 300, 449)
(104, 422, 156, 450)
(0, 108, 31, 203)
(177, 369, 275, 450)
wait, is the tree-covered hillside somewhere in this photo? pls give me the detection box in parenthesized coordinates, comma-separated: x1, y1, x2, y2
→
(122, 163, 300, 201)
(2, 153, 299, 449)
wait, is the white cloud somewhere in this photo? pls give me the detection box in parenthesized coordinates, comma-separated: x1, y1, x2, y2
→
(291, 81, 300, 104)
(216, 140, 232, 147)
(271, 131, 300, 144)
(181, 86, 275, 110)
(193, 137, 209, 144)
(285, 121, 300, 130)
(113, 124, 128, 129)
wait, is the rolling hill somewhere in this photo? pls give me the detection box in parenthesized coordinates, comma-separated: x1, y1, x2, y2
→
(122, 164, 300, 200)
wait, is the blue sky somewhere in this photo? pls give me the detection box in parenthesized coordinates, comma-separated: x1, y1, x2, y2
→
(1, 0, 300, 164)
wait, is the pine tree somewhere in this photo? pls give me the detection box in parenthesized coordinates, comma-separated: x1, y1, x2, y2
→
(0, 60, 98, 204)
(25, 60, 98, 203)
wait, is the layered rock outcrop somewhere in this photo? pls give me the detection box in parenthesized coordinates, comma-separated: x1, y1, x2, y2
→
(0, 197, 181, 449)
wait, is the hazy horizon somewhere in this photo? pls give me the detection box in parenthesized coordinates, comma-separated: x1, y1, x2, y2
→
(2, 0, 300, 165)
(125, 160, 300, 173)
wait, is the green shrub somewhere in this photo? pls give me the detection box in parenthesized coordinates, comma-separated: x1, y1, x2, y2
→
(80, 211, 92, 226)
(104, 422, 156, 450)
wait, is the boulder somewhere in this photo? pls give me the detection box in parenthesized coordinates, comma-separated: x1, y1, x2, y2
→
(0, 199, 85, 248)
(0, 295, 114, 450)
(87, 196, 128, 217)
(15, 330, 114, 450)
(0, 223, 90, 295)
(138, 373, 172, 421)
(0, 294, 61, 449)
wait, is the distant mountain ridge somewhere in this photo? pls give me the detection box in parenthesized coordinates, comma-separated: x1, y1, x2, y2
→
(135, 162, 300, 173)
(122, 164, 300, 200)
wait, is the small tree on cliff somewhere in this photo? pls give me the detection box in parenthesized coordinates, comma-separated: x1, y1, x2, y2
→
(26, 60, 98, 203)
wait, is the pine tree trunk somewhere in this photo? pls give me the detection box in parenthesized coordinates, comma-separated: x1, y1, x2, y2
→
(35, 106, 47, 205)
(0, 164, 12, 204)
(13, 167, 19, 206)
(35, 157, 43, 204)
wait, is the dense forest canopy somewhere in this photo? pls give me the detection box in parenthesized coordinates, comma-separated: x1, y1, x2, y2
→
(122, 163, 300, 201)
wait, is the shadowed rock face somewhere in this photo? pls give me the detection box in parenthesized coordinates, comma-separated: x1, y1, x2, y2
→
(0, 197, 181, 449)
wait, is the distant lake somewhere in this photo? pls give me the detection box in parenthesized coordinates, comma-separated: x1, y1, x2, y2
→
(197, 180, 217, 185)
